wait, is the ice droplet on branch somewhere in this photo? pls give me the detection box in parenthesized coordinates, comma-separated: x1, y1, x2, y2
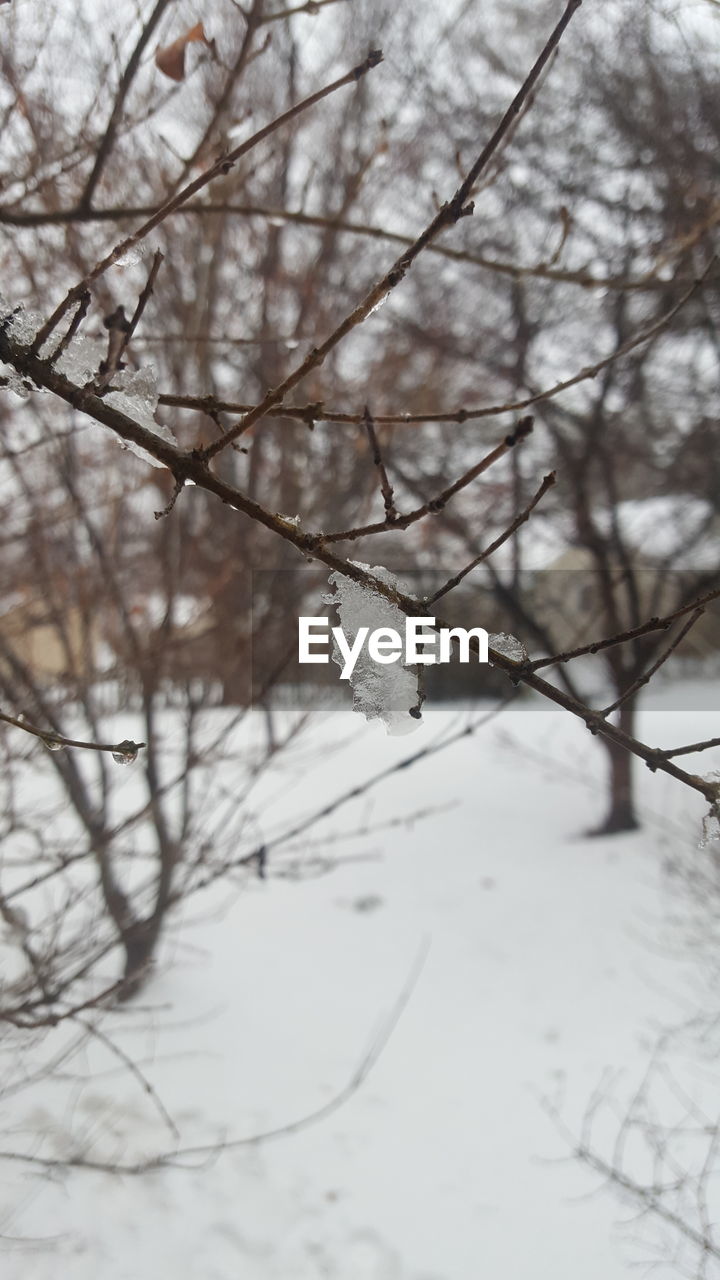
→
(326, 564, 423, 737)
(114, 241, 151, 268)
(367, 292, 389, 318)
(112, 740, 140, 765)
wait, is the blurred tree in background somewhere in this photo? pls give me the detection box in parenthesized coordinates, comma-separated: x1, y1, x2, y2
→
(0, 0, 718, 1021)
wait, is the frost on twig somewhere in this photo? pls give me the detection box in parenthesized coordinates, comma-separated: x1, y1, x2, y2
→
(325, 564, 424, 736)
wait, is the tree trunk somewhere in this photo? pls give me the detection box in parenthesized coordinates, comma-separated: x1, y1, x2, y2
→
(118, 919, 160, 1001)
(591, 699, 640, 835)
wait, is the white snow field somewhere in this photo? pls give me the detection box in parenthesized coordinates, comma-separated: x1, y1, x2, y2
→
(1, 680, 718, 1280)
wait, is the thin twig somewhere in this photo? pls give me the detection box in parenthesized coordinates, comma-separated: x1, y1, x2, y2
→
(363, 404, 398, 521)
(168, 702, 516, 902)
(93, 251, 164, 393)
(78, 0, 175, 212)
(119, 249, 164, 361)
(30, 50, 384, 352)
(0, 942, 429, 1175)
(576, 1145, 720, 1262)
(0, 707, 144, 758)
(1, 200, 713, 296)
(427, 471, 556, 605)
(259, 0, 348, 21)
(321, 416, 533, 543)
(156, 267, 715, 430)
(71, 1014, 180, 1140)
(201, 0, 585, 461)
(601, 607, 705, 717)
(655, 736, 720, 760)
(526, 586, 720, 672)
(48, 291, 91, 364)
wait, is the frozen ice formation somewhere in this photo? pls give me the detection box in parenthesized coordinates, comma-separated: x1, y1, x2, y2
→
(113, 241, 152, 268)
(104, 366, 177, 468)
(0, 296, 43, 397)
(112, 740, 140, 766)
(326, 563, 423, 736)
(488, 632, 528, 664)
(0, 295, 175, 468)
(700, 804, 720, 849)
(700, 780, 720, 849)
(55, 334, 104, 385)
(0, 295, 43, 346)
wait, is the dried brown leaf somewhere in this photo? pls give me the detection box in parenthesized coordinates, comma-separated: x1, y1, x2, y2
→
(155, 22, 213, 82)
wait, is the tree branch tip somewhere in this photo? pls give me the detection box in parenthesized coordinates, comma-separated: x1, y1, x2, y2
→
(154, 473, 186, 519)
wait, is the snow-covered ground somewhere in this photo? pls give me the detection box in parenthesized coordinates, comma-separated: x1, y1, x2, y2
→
(2, 682, 719, 1279)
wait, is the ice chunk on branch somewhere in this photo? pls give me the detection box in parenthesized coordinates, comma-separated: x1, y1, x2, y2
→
(326, 564, 423, 736)
(0, 294, 176, 469)
(0, 295, 43, 347)
(57, 346, 176, 469)
(488, 632, 528, 664)
(0, 296, 44, 397)
(700, 780, 720, 849)
(55, 334, 104, 385)
(104, 366, 177, 468)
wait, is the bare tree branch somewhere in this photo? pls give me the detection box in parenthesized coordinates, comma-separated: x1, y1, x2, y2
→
(30, 49, 384, 352)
